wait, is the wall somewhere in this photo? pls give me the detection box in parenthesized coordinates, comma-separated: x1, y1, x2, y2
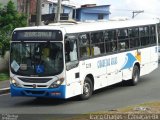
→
(0, 51, 9, 72)
(76, 5, 110, 21)
(17, 0, 36, 14)
(42, 3, 50, 14)
(63, 6, 74, 20)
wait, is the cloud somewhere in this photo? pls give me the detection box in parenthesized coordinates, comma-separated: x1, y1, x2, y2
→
(108, 0, 160, 19)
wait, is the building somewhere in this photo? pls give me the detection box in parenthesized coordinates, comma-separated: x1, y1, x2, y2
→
(17, 0, 36, 15)
(16, 0, 75, 23)
(75, 4, 110, 21)
(6, 1, 110, 24)
(41, 0, 75, 21)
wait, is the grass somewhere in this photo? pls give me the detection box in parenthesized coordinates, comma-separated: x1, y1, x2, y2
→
(54, 101, 160, 120)
(118, 101, 160, 113)
(0, 72, 9, 81)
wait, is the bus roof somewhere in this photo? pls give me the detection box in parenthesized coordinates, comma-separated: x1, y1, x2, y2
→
(14, 19, 159, 34)
(62, 19, 158, 33)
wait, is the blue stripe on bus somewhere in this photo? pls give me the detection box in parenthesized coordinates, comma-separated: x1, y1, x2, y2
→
(121, 53, 137, 70)
(10, 84, 66, 99)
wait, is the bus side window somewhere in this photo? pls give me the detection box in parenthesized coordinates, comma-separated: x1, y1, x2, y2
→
(104, 30, 117, 53)
(91, 31, 105, 56)
(79, 33, 90, 58)
(150, 25, 156, 44)
(118, 29, 129, 51)
(69, 40, 78, 61)
(129, 27, 140, 48)
(158, 23, 160, 45)
(65, 35, 78, 62)
(139, 26, 150, 46)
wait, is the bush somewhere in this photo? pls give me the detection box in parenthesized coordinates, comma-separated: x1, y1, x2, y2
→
(0, 0, 27, 56)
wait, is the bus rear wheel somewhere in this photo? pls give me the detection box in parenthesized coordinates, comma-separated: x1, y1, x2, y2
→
(129, 65, 140, 86)
(80, 77, 93, 100)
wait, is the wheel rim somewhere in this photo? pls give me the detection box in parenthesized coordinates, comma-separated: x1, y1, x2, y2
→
(83, 82, 90, 96)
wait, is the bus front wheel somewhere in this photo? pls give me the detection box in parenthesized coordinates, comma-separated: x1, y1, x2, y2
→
(80, 77, 93, 100)
(129, 65, 140, 86)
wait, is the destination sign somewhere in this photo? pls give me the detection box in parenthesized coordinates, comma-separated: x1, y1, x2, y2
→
(12, 30, 62, 41)
(23, 32, 53, 38)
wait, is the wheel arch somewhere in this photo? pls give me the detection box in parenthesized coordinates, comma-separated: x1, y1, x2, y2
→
(86, 74, 94, 90)
(129, 62, 140, 86)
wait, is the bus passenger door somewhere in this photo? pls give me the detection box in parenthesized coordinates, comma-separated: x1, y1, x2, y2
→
(65, 35, 81, 98)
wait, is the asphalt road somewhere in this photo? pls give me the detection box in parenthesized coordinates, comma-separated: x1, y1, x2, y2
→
(0, 65, 160, 115)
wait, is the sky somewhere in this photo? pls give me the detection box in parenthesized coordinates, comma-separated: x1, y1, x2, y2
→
(69, 0, 160, 20)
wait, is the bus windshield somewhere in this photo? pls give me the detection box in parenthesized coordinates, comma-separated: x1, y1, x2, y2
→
(10, 42, 63, 77)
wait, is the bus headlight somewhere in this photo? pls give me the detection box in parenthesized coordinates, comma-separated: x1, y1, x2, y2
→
(49, 78, 64, 88)
(11, 78, 21, 87)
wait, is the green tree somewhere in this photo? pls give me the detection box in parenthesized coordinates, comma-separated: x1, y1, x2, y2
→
(0, 0, 27, 56)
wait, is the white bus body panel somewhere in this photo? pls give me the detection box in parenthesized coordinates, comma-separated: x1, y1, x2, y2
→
(65, 67, 82, 98)
(65, 46, 158, 98)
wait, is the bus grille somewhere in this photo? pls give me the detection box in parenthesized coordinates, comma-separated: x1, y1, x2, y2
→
(18, 77, 52, 83)
(23, 85, 47, 88)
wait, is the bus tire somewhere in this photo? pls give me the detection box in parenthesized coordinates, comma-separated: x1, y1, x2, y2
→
(80, 77, 93, 100)
(129, 65, 140, 86)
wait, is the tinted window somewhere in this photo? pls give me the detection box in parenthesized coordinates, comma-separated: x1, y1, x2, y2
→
(150, 25, 156, 44)
(79, 33, 91, 58)
(129, 27, 140, 48)
(65, 34, 78, 62)
(118, 29, 129, 51)
(91, 31, 105, 56)
(139, 26, 150, 46)
(104, 30, 117, 53)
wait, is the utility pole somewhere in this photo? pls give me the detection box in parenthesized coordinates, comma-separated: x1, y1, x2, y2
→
(26, 0, 30, 26)
(132, 10, 144, 19)
(55, 0, 62, 23)
(36, 0, 42, 26)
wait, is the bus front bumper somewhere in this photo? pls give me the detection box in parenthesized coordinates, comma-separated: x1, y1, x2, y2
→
(10, 84, 66, 99)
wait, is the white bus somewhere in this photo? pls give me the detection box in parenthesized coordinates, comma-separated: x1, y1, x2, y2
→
(10, 20, 159, 100)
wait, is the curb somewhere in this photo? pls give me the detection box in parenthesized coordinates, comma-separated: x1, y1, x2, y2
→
(0, 87, 10, 95)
